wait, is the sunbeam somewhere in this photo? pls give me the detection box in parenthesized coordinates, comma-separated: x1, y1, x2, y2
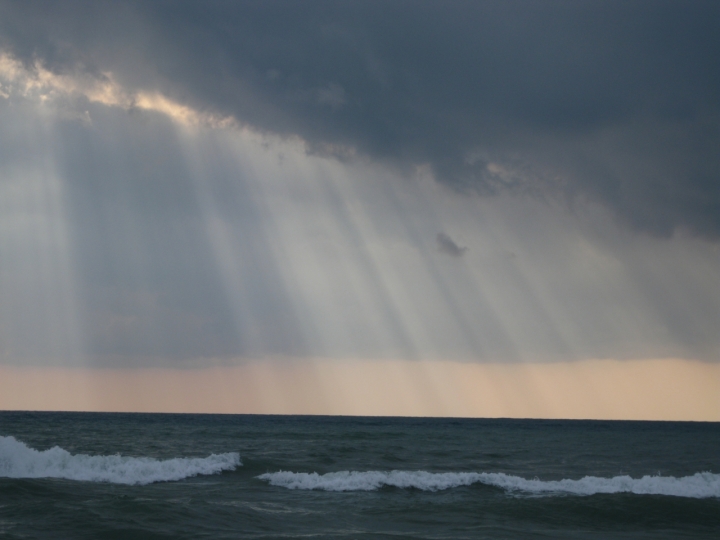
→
(0, 97, 84, 367)
(0, 17, 718, 418)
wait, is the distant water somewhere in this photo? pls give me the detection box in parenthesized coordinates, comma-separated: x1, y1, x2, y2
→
(1, 412, 719, 539)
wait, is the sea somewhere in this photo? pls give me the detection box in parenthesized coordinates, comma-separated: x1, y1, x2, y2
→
(0, 412, 718, 539)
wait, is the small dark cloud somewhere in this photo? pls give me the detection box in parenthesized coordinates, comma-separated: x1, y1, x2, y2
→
(436, 232, 467, 258)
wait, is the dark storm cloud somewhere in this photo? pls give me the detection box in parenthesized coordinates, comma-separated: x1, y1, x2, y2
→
(436, 233, 467, 258)
(1, 0, 718, 238)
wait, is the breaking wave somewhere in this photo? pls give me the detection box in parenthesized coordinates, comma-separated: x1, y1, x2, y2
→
(0, 436, 240, 485)
(257, 470, 720, 498)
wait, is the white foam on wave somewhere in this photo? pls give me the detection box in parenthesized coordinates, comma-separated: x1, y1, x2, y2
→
(0, 436, 241, 485)
(257, 470, 720, 498)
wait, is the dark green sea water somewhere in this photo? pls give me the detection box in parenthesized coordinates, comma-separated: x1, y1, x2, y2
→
(1, 412, 719, 539)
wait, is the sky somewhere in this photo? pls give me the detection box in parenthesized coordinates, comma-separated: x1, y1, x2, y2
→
(0, 0, 718, 419)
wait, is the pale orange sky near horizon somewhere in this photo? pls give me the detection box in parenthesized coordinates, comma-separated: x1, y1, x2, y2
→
(1, 358, 718, 422)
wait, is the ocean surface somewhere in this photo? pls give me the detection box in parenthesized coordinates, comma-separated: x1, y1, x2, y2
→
(1, 412, 718, 539)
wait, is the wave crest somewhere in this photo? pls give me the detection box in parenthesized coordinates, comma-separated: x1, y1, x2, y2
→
(0, 436, 241, 485)
(257, 470, 720, 498)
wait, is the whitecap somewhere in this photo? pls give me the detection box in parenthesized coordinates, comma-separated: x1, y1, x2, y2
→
(257, 470, 720, 498)
(0, 436, 241, 485)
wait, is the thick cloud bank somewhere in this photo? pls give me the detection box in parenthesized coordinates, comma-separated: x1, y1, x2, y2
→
(1, 0, 718, 239)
